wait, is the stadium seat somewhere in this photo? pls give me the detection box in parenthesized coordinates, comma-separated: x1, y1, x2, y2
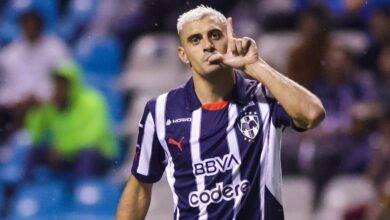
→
(121, 33, 189, 95)
(332, 30, 368, 54)
(282, 176, 314, 220)
(9, 180, 68, 219)
(57, 0, 101, 42)
(83, 73, 124, 129)
(257, 32, 300, 72)
(69, 178, 122, 215)
(0, 21, 19, 45)
(0, 183, 4, 215)
(73, 35, 122, 75)
(121, 33, 190, 139)
(57, 213, 114, 220)
(123, 93, 151, 138)
(0, 131, 31, 184)
(314, 175, 376, 220)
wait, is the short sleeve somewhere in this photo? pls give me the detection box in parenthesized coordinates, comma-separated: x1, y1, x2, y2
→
(256, 83, 306, 132)
(271, 103, 305, 132)
(131, 101, 166, 183)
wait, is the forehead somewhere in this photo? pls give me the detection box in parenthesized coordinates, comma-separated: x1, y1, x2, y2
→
(180, 15, 225, 39)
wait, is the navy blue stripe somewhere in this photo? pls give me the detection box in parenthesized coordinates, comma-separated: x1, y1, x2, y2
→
(165, 90, 200, 219)
(235, 103, 263, 219)
(199, 107, 234, 220)
(131, 99, 166, 183)
(264, 186, 284, 220)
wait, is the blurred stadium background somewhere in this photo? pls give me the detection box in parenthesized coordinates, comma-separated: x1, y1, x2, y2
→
(0, 0, 389, 219)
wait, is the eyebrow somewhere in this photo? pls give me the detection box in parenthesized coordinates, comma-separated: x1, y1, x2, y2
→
(207, 28, 223, 38)
(208, 28, 222, 34)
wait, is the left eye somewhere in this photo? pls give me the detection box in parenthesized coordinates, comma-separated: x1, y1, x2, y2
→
(210, 32, 221, 39)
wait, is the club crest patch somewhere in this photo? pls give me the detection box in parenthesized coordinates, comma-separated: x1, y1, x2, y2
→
(238, 112, 260, 142)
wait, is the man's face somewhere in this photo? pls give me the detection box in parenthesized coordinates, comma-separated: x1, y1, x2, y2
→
(323, 47, 350, 83)
(21, 16, 42, 42)
(177, 15, 229, 77)
(53, 76, 70, 110)
(370, 11, 390, 44)
(300, 14, 322, 40)
(379, 47, 390, 79)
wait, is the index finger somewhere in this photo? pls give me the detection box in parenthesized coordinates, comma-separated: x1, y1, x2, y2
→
(226, 17, 234, 39)
(226, 17, 235, 51)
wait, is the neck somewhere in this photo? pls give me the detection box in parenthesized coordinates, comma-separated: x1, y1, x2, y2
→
(192, 69, 235, 104)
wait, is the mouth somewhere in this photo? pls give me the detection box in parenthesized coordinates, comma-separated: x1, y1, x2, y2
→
(203, 52, 218, 62)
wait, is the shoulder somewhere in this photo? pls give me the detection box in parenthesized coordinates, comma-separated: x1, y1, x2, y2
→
(244, 78, 275, 103)
(78, 88, 106, 108)
(43, 35, 67, 46)
(243, 77, 259, 93)
(0, 40, 23, 58)
(42, 36, 69, 54)
(146, 84, 188, 110)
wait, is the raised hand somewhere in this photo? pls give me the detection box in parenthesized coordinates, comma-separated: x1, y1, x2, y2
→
(207, 17, 259, 70)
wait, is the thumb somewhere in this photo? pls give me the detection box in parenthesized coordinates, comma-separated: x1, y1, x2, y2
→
(207, 53, 224, 64)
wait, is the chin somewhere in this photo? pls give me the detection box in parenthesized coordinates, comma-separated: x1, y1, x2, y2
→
(193, 63, 230, 78)
(203, 63, 226, 74)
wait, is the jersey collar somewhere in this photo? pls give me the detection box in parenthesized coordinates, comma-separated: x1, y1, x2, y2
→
(185, 71, 255, 111)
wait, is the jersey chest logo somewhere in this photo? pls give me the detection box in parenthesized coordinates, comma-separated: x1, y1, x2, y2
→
(238, 112, 260, 141)
(168, 136, 185, 151)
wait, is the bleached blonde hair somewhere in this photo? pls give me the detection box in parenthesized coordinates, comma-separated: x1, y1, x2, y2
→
(177, 5, 227, 35)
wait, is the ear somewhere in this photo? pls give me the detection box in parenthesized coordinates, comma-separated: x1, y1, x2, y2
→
(177, 46, 190, 64)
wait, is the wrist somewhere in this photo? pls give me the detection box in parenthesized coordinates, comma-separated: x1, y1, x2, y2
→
(243, 59, 266, 78)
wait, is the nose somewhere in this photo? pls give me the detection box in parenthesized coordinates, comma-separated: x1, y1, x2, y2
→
(202, 38, 215, 52)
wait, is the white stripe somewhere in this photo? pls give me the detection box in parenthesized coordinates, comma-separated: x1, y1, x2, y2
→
(258, 101, 270, 220)
(190, 108, 207, 220)
(265, 120, 284, 204)
(226, 103, 242, 219)
(257, 83, 285, 205)
(166, 162, 180, 220)
(256, 83, 274, 99)
(137, 113, 155, 175)
(155, 93, 180, 218)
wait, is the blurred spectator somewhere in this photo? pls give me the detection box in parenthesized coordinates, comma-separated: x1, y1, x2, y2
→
(306, 102, 380, 209)
(359, 6, 390, 73)
(23, 62, 118, 181)
(365, 112, 390, 220)
(314, 45, 375, 136)
(0, 10, 69, 142)
(367, 111, 390, 188)
(306, 45, 378, 208)
(364, 177, 390, 220)
(0, 10, 69, 106)
(376, 44, 390, 110)
(338, 102, 381, 174)
(287, 5, 330, 90)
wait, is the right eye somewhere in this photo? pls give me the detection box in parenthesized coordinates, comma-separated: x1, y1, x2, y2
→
(190, 36, 200, 45)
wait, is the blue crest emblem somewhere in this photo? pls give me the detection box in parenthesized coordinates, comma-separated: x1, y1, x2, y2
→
(238, 112, 260, 140)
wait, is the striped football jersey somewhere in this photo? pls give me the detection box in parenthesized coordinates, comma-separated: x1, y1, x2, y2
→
(132, 72, 303, 220)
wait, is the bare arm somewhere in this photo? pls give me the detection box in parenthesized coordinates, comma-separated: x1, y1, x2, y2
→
(208, 17, 325, 129)
(116, 176, 153, 220)
(244, 58, 326, 129)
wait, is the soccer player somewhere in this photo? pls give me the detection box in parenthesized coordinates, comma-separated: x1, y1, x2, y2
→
(116, 5, 325, 220)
